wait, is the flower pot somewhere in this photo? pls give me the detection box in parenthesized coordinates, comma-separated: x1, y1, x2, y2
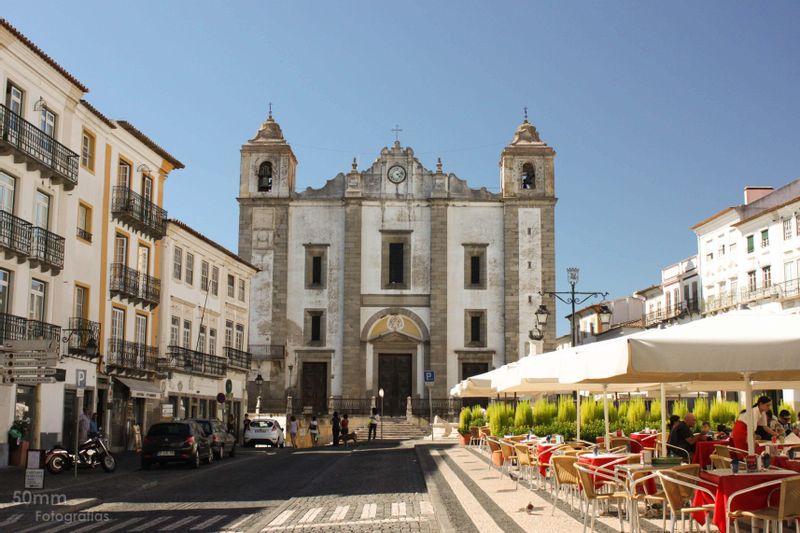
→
(458, 433, 471, 446)
(492, 450, 504, 466)
(9, 440, 29, 467)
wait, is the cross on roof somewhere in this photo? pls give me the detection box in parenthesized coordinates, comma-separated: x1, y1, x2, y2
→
(524, 106, 528, 121)
(268, 102, 273, 118)
(392, 124, 403, 142)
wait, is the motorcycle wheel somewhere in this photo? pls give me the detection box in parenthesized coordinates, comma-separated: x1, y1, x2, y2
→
(47, 455, 66, 474)
(101, 454, 117, 473)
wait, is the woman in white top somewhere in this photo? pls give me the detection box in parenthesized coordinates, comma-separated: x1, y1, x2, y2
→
(309, 416, 319, 447)
(732, 395, 775, 450)
(289, 416, 298, 448)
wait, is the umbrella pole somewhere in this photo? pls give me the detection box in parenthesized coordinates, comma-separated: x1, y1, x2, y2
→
(576, 391, 582, 442)
(744, 372, 754, 455)
(603, 385, 610, 452)
(660, 383, 667, 457)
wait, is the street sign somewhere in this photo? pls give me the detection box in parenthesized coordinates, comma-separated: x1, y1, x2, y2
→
(424, 370, 435, 383)
(3, 375, 56, 385)
(0, 355, 59, 367)
(225, 379, 233, 394)
(76, 387, 84, 398)
(4, 367, 57, 376)
(216, 393, 226, 404)
(0, 339, 58, 353)
(76, 369, 87, 389)
(24, 469, 44, 489)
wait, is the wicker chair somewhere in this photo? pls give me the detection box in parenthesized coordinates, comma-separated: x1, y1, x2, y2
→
(658, 470, 716, 533)
(498, 439, 519, 480)
(514, 443, 536, 489)
(709, 453, 731, 470)
(575, 463, 627, 533)
(727, 475, 800, 533)
(551, 455, 580, 516)
(468, 426, 481, 446)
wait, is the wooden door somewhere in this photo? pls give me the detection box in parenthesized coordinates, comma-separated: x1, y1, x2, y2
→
(301, 362, 327, 415)
(378, 354, 412, 417)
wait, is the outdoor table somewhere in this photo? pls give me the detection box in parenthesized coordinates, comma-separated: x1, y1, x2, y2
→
(536, 443, 561, 476)
(578, 453, 629, 488)
(614, 463, 660, 495)
(691, 468, 797, 533)
(693, 438, 730, 469)
(771, 455, 800, 472)
(629, 432, 659, 453)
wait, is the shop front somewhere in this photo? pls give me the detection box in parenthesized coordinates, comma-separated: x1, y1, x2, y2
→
(109, 376, 163, 452)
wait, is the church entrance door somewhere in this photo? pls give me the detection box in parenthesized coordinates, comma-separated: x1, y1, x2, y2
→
(378, 354, 412, 417)
(301, 362, 327, 416)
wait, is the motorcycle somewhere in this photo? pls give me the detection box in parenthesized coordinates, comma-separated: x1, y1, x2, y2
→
(45, 432, 116, 474)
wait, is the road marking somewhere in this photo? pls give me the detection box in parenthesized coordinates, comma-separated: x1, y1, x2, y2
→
(298, 507, 323, 523)
(101, 517, 145, 532)
(391, 502, 407, 516)
(160, 515, 198, 530)
(129, 516, 172, 531)
(267, 509, 295, 527)
(15, 522, 55, 533)
(262, 516, 427, 530)
(0, 514, 22, 527)
(190, 514, 227, 530)
(70, 520, 114, 533)
(360, 502, 377, 519)
(329, 505, 349, 521)
(87, 500, 277, 512)
(420, 501, 434, 515)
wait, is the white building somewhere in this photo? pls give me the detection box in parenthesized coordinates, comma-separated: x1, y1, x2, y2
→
(561, 296, 645, 348)
(159, 220, 257, 435)
(637, 255, 701, 328)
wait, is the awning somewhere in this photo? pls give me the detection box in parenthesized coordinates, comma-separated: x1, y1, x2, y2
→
(115, 377, 162, 400)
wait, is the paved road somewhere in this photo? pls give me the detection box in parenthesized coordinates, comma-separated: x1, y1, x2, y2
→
(0, 444, 440, 533)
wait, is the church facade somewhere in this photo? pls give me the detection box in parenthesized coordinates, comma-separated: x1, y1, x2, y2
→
(237, 114, 556, 414)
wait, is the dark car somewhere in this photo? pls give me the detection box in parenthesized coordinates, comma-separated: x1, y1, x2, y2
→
(189, 418, 236, 459)
(141, 421, 213, 469)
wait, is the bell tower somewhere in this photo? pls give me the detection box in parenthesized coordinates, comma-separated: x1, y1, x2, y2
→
(239, 109, 297, 200)
(499, 114, 555, 198)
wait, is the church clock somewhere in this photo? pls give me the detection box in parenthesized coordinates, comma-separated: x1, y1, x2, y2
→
(387, 165, 407, 184)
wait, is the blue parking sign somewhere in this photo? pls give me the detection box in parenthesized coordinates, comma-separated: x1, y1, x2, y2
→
(424, 370, 435, 383)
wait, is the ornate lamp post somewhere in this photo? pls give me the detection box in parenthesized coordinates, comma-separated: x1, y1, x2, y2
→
(255, 373, 264, 415)
(378, 388, 385, 440)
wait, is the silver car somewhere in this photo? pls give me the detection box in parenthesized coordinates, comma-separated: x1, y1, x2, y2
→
(244, 418, 285, 447)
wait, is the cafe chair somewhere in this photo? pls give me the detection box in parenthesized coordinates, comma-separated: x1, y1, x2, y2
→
(469, 426, 481, 446)
(514, 443, 536, 489)
(478, 426, 492, 453)
(575, 463, 628, 533)
(710, 453, 732, 470)
(551, 455, 581, 516)
(666, 443, 692, 462)
(628, 470, 668, 532)
(485, 436, 504, 474)
(658, 470, 716, 533)
(610, 436, 632, 451)
(727, 475, 800, 533)
(498, 439, 519, 480)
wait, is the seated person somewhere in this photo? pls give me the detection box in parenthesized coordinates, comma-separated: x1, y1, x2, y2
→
(774, 409, 799, 437)
(700, 421, 713, 437)
(668, 413, 704, 457)
(715, 424, 730, 439)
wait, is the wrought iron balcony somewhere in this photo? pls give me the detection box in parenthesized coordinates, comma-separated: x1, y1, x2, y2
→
(105, 338, 160, 373)
(30, 227, 65, 271)
(0, 210, 31, 257)
(66, 317, 100, 359)
(644, 299, 701, 327)
(110, 263, 160, 307)
(111, 187, 167, 239)
(224, 346, 252, 371)
(164, 345, 227, 377)
(0, 312, 61, 343)
(76, 227, 92, 242)
(250, 344, 285, 361)
(139, 272, 161, 306)
(0, 103, 79, 188)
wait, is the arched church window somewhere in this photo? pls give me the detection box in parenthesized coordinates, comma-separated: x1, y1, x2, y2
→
(521, 162, 535, 190)
(257, 161, 273, 192)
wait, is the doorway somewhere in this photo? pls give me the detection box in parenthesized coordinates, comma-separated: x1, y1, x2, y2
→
(378, 354, 412, 417)
(301, 362, 328, 415)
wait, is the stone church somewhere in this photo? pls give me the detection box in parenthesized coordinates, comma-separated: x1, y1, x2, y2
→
(237, 113, 556, 415)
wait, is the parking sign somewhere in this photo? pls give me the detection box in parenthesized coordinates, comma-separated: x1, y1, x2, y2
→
(424, 370, 435, 383)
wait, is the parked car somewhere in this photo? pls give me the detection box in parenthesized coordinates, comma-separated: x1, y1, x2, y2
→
(141, 421, 214, 469)
(244, 418, 285, 447)
(189, 418, 236, 459)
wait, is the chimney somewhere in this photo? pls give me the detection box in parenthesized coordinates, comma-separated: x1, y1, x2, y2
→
(744, 186, 774, 205)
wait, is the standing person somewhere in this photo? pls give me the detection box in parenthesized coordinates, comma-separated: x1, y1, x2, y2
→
(340, 414, 350, 441)
(368, 408, 379, 441)
(289, 416, 298, 448)
(331, 412, 341, 446)
(732, 395, 775, 451)
(309, 416, 319, 447)
(227, 412, 235, 434)
(89, 413, 98, 438)
(78, 409, 91, 444)
(243, 413, 251, 433)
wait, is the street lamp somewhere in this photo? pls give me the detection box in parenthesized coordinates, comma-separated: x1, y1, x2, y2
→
(255, 373, 264, 416)
(61, 330, 98, 358)
(378, 388, 385, 440)
(537, 267, 609, 348)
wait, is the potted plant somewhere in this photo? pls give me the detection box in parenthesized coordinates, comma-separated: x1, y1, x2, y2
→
(8, 418, 30, 467)
(457, 407, 473, 446)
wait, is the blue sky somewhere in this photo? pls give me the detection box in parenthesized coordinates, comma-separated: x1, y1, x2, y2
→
(6, 2, 799, 334)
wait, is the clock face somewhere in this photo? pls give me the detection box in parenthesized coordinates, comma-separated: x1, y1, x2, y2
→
(387, 165, 407, 184)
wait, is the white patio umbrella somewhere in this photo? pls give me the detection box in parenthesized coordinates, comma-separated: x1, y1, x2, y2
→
(449, 364, 519, 398)
(559, 310, 800, 455)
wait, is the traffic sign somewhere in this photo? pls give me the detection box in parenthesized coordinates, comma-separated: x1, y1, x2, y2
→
(424, 370, 435, 383)
(0, 339, 58, 353)
(2, 375, 57, 385)
(0, 354, 59, 367)
(225, 379, 233, 394)
(76, 369, 87, 389)
(216, 393, 226, 404)
(4, 368, 57, 376)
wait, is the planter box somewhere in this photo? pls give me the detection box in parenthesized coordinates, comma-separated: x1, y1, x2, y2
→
(9, 440, 29, 467)
(458, 433, 471, 446)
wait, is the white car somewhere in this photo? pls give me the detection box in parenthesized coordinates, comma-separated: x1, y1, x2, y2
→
(244, 418, 285, 447)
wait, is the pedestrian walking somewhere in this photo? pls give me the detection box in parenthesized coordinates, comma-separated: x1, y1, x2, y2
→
(243, 413, 251, 433)
(331, 412, 341, 446)
(78, 409, 91, 443)
(368, 407, 379, 441)
(289, 416, 298, 447)
(89, 413, 98, 438)
(309, 416, 319, 447)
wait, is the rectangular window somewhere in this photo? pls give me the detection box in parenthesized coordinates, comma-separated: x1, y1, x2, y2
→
(305, 311, 324, 345)
(225, 320, 233, 347)
(170, 316, 179, 346)
(784, 219, 793, 241)
(33, 191, 50, 229)
(74, 285, 87, 319)
(227, 274, 235, 297)
(729, 278, 737, 295)
(312, 256, 322, 285)
(6, 82, 23, 115)
(304, 245, 328, 289)
(235, 324, 244, 350)
(211, 266, 219, 296)
(729, 242, 737, 256)
(747, 235, 755, 254)
(785, 261, 798, 284)
(142, 175, 153, 203)
(29, 279, 46, 321)
(173, 246, 182, 280)
(763, 265, 772, 288)
(117, 160, 131, 188)
(748, 270, 757, 292)
(40, 108, 56, 137)
(137, 245, 150, 276)
(0, 172, 15, 213)
(111, 307, 125, 340)
(706, 252, 713, 262)
(114, 234, 128, 265)
(464, 244, 488, 289)
(185, 253, 194, 285)
(389, 242, 404, 284)
(382, 232, 411, 289)
(80, 129, 95, 171)
(201, 260, 209, 291)
(77, 203, 92, 241)
(718, 244, 725, 257)
(465, 310, 486, 347)
(0, 269, 10, 314)
(470, 256, 481, 285)
(238, 279, 245, 301)
(198, 325, 206, 353)
(311, 315, 321, 342)
(134, 314, 147, 346)
(797, 214, 800, 237)
(470, 315, 481, 343)
(209, 328, 217, 356)
(182, 320, 192, 349)
(761, 229, 769, 248)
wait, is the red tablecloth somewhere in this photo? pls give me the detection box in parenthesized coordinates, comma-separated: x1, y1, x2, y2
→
(536, 443, 560, 476)
(693, 439, 730, 469)
(691, 469, 795, 533)
(771, 456, 800, 472)
(629, 432, 658, 453)
(578, 453, 629, 487)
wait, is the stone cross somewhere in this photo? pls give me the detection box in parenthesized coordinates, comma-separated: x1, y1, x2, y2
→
(392, 124, 402, 142)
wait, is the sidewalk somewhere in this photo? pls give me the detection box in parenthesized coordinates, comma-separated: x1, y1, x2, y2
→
(416, 443, 668, 533)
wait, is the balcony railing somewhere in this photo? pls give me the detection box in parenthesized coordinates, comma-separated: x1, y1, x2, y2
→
(0, 210, 31, 257)
(66, 317, 100, 359)
(411, 397, 464, 418)
(644, 299, 701, 327)
(164, 345, 227, 377)
(110, 263, 160, 307)
(0, 312, 61, 343)
(703, 278, 800, 314)
(30, 227, 65, 270)
(76, 227, 92, 242)
(111, 187, 167, 238)
(0, 103, 79, 188)
(105, 338, 160, 373)
(224, 346, 252, 371)
(250, 344, 285, 361)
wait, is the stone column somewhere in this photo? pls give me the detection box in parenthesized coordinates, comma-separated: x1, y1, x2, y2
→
(342, 200, 363, 397)
(503, 202, 521, 363)
(428, 200, 448, 397)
